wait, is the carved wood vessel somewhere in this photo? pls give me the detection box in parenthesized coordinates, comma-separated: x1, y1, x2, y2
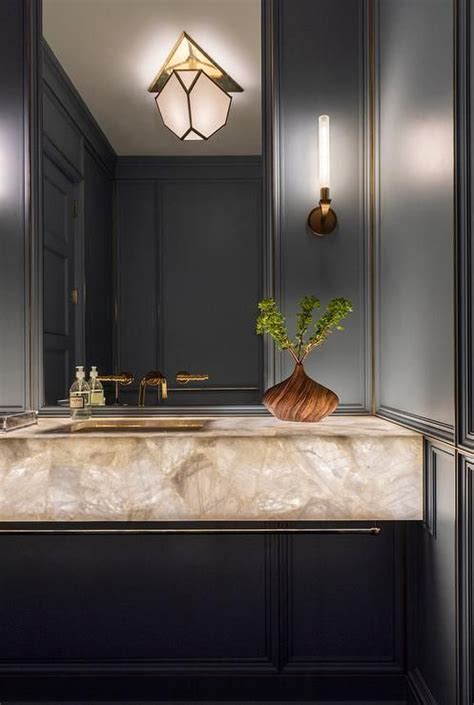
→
(263, 363, 339, 422)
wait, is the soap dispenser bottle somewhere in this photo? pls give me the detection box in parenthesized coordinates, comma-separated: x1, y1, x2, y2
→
(88, 366, 105, 406)
(69, 365, 91, 419)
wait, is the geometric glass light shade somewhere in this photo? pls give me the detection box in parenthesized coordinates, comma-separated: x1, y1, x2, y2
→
(156, 69, 232, 140)
(149, 32, 242, 141)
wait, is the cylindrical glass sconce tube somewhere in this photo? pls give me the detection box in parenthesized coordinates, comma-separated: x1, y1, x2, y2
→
(319, 114, 330, 190)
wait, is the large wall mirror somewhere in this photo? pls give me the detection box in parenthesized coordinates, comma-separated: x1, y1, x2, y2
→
(41, 0, 265, 410)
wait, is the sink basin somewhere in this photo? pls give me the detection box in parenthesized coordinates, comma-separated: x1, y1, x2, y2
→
(47, 418, 209, 434)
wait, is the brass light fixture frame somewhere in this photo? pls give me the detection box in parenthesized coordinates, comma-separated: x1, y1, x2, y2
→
(148, 31, 243, 94)
(149, 31, 243, 142)
(308, 187, 338, 236)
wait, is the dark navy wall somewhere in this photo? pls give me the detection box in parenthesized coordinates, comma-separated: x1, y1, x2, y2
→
(83, 147, 114, 374)
(376, 0, 455, 440)
(0, 1, 28, 411)
(115, 157, 263, 406)
(276, 0, 370, 411)
(375, 2, 460, 704)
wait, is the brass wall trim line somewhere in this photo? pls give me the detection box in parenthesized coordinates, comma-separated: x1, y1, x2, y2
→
(168, 386, 260, 392)
(0, 527, 381, 536)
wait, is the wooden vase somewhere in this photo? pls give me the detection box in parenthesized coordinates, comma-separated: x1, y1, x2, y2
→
(263, 362, 339, 422)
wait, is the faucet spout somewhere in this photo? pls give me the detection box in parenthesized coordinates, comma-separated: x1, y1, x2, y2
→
(138, 371, 168, 407)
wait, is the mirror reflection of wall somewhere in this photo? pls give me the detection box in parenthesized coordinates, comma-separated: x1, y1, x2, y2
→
(41, 0, 262, 408)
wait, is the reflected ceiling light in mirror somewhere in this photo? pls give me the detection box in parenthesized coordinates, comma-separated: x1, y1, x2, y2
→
(148, 32, 243, 141)
(308, 115, 338, 236)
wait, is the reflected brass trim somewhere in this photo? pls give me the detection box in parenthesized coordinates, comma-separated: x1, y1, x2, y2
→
(176, 371, 210, 384)
(169, 385, 258, 392)
(97, 372, 134, 385)
(0, 527, 381, 536)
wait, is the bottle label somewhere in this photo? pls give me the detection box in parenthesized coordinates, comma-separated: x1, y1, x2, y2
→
(90, 389, 105, 406)
(70, 395, 85, 409)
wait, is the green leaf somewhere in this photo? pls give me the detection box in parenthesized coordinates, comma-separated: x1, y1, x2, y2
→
(295, 295, 320, 357)
(303, 297, 353, 357)
(256, 295, 353, 363)
(256, 299, 293, 351)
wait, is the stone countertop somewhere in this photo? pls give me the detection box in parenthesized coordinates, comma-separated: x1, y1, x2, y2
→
(0, 415, 423, 522)
(0, 414, 421, 439)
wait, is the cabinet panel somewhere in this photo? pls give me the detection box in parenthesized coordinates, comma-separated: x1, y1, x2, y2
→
(283, 525, 402, 669)
(0, 533, 273, 666)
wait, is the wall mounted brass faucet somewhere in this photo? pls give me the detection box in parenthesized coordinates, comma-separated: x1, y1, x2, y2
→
(138, 371, 168, 407)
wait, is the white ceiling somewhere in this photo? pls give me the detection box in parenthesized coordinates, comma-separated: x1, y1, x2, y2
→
(42, 0, 261, 156)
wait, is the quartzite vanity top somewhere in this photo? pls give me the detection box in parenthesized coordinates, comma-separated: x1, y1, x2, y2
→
(0, 416, 422, 522)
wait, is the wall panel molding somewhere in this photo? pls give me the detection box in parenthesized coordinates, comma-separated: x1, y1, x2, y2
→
(458, 452, 473, 705)
(115, 156, 262, 181)
(0, 0, 30, 411)
(412, 440, 457, 705)
(375, 0, 455, 440)
(456, 0, 474, 451)
(378, 406, 455, 445)
(43, 42, 116, 176)
(407, 667, 438, 705)
(276, 0, 371, 411)
(423, 443, 438, 537)
(114, 162, 263, 406)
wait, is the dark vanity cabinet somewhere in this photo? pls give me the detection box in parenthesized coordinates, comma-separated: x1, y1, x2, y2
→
(0, 524, 405, 701)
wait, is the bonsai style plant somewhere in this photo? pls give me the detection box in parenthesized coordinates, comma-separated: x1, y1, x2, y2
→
(256, 295, 353, 422)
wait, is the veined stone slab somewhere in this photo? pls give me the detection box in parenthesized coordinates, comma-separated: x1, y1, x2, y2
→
(0, 416, 423, 521)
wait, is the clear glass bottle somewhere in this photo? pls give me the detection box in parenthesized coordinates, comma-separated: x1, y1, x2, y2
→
(69, 365, 91, 419)
(88, 366, 105, 407)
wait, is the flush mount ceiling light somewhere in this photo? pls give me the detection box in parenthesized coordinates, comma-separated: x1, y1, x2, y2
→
(148, 32, 243, 141)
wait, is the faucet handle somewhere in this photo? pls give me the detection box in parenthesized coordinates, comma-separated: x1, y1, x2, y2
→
(161, 377, 168, 400)
(176, 371, 209, 385)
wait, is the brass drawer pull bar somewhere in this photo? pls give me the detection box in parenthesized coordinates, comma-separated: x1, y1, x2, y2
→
(0, 527, 381, 536)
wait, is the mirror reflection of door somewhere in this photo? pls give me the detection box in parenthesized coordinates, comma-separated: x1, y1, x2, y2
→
(43, 157, 82, 405)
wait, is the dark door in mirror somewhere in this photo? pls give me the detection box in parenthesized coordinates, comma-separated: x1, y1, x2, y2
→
(43, 157, 82, 405)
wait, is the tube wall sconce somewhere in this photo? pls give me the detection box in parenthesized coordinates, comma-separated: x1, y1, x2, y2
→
(308, 115, 337, 236)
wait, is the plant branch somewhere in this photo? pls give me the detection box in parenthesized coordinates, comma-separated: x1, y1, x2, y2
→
(256, 295, 353, 365)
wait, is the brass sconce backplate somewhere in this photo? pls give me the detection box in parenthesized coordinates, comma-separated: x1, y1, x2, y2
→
(308, 205, 337, 236)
